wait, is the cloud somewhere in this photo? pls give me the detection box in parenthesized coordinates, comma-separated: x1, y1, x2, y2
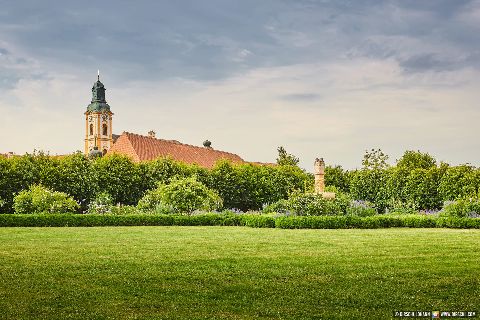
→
(1, 1, 480, 170)
(280, 93, 321, 102)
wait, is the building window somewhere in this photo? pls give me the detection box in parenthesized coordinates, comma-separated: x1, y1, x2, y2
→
(102, 149, 107, 156)
(102, 123, 108, 136)
(89, 124, 94, 136)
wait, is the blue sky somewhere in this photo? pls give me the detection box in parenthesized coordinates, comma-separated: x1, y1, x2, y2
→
(1, 0, 479, 170)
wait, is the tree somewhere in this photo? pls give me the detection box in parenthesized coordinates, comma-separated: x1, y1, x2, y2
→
(276, 146, 299, 166)
(325, 165, 350, 193)
(404, 168, 442, 210)
(396, 150, 436, 171)
(439, 164, 477, 200)
(362, 148, 389, 170)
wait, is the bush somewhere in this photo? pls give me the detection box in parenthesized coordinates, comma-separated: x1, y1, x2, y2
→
(385, 199, 419, 215)
(87, 192, 114, 214)
(0, 212, 479, 229)
(240, 215, 275, 228)
(263, 199, 290, 214)
(86, 193, 145, 215)
(13, 185, 79, 214)
(350, 169, 390, 213)
(263, 192, 344, 216)
(346, 200, 377, 217)
(138, 177, 223, 213)
(440, 199, 480, 218)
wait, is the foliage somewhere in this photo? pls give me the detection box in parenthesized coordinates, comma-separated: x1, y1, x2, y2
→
(13, 185, 79, 214)
(403, 168, 442, 210)
(207, 160, 242, 209)
(240, 215, 276, 228)
(385, 199, 418, 215)
(56, 152, 96, 210)
(87, 192, 114, 214)
(325, 165, 351, 193)
(1, 151, 59, 213)
(362, 148, 389, 170)
(263, 192, 344, 216)
(91, 154, 143, 205)
(276, 146, 299, 166)
(0, 153, 312, 213)
(396, 150, 436, 171)
(385, 167, 409, 204)
(140, 156, 192, 190)
(440, 198, 480, 218)
(3, 149, 480, 215)
(137, 177, 222, 213)
(208, 161, 309, 211)
(1, 212, 479, 229)
(439, 165, 479, 200)
(346, 200, 377, 217)
(350, 168, 390, 213)
(273, 215, 477, 229)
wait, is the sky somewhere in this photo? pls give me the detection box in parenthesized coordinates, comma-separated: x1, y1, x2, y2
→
(0, 0, 479, 171)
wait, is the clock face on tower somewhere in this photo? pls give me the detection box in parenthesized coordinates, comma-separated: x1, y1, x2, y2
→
(101, 114, 109, 122)
(88, 115, 93, 122)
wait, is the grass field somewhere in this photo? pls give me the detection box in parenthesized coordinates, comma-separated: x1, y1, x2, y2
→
(0, 227, 479, 319)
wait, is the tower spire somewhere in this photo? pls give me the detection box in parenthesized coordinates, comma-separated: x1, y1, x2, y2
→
(97, 69, 100, 81)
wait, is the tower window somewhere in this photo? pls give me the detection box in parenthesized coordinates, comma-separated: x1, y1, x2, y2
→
(89, 124, 94, 136)
(102, 149, 107, 156)
(102, 123, 108, 136)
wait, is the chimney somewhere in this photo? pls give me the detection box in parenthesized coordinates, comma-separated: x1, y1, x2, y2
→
(148, 130, 156, 138)
(314, 157, 325, 194)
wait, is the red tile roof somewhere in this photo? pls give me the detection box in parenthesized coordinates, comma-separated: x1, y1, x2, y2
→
(107, 132, 245, 168)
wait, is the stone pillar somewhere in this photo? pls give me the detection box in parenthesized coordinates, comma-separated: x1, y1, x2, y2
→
(314, 157, 325, 194)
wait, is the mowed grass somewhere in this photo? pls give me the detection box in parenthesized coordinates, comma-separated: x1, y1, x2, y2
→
(0, 227, 479, 320)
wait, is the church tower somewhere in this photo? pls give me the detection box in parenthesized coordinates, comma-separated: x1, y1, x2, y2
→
(84, 72, 113, 155)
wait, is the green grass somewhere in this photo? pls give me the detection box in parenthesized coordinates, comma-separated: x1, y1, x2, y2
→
(0, 227, 479, 319)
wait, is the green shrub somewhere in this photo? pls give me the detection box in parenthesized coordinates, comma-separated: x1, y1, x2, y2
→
(440, 199, 480, 218)
(264, 192, 344, 216)
(108, 205, 140, 215)
(436, 217, 480, 228)
(241, 215, 275, 228)
(346, 200, 377, 217)
(87, 192, 113, 214)
(262, 199, 290, 214)
(137, 177, 223, 213)
(439, 165, 478, 201)
(385, 199, 418, 215)
(1, 212, 479, 229)
(350, 169, 391, 213)
(13, 185, 79, 214)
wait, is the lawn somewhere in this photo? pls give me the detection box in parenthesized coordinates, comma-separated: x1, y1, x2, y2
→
(0, 227, 478, 319)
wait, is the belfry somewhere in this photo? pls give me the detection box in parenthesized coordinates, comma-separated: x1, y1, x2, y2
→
(84, 72, 114, 155)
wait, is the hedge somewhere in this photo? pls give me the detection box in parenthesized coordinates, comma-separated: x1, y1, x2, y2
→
(0, 214, 479, 229)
